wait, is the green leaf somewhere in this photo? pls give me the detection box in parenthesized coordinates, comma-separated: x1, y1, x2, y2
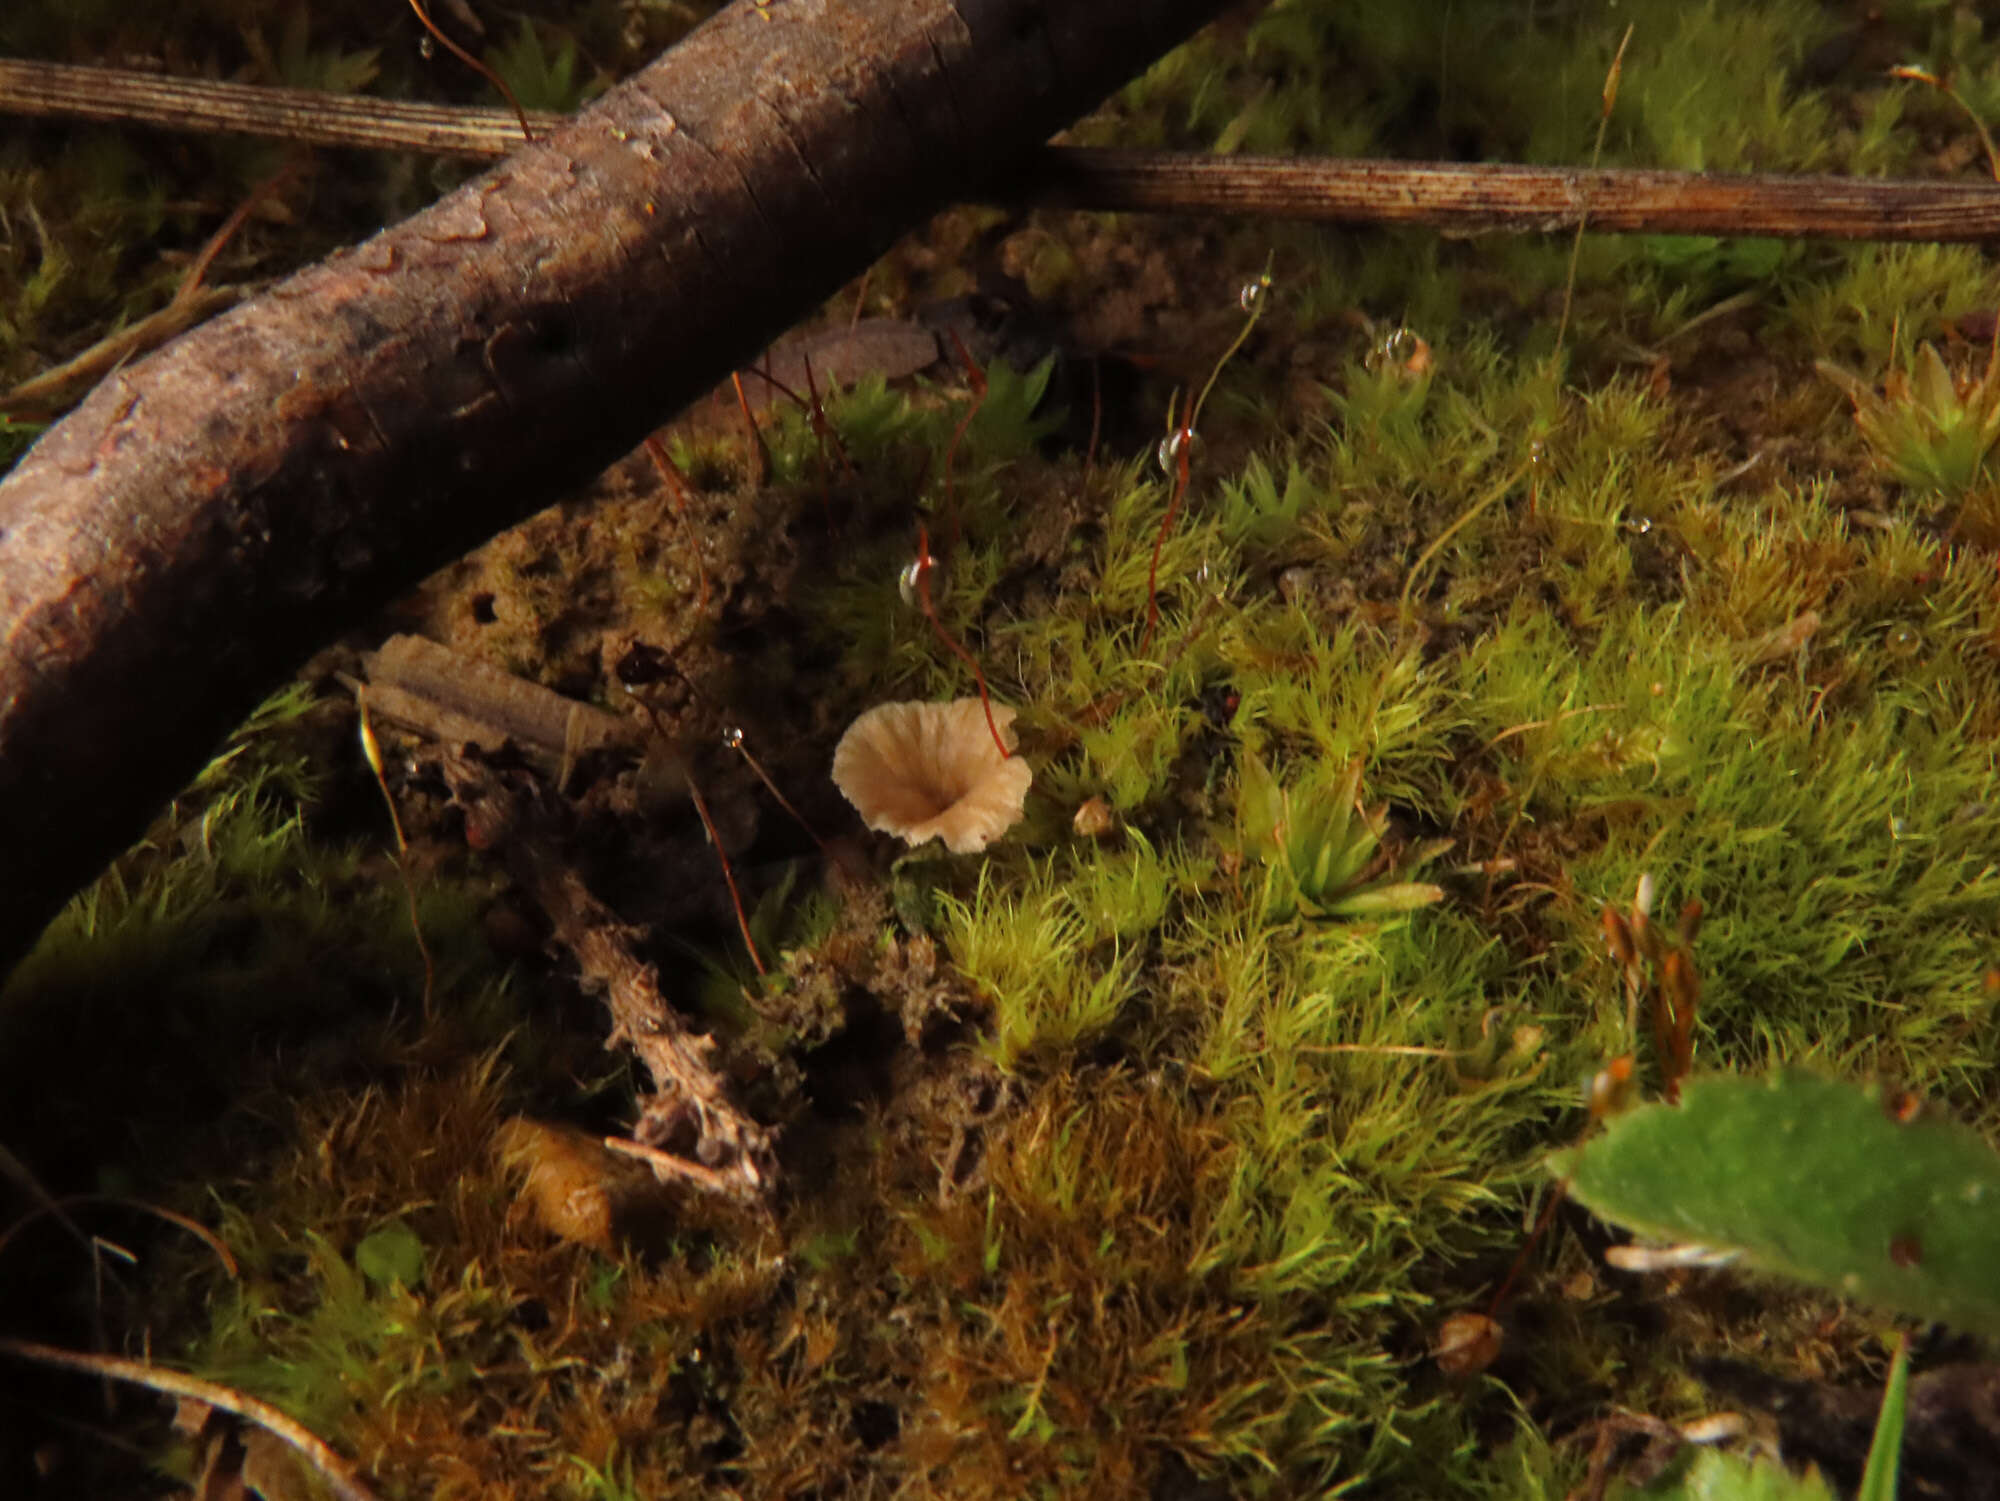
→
(1320, 882, 1445, 917)
(1619, 1447, 1836, 1500)
(1558, 1073, 2000, 1335)
(1855, 1335, 1910, 1501)
(354, 1219, 427, 1291)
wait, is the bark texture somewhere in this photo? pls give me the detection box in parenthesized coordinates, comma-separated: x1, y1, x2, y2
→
(0, 0, 1229, 975)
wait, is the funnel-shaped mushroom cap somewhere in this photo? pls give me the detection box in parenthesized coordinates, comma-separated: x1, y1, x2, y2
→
(832, 699, 1032, 854)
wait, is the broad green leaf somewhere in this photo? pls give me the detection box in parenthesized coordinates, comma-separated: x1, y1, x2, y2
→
(1558, 1073, 2000, 1335)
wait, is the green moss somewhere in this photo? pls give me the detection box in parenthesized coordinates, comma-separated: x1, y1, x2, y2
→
(16, 0, 2000, 1495)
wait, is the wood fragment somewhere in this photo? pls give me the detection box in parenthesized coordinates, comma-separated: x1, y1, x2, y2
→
(439, 748, 775, 1203)
(353, 634, 640, 776)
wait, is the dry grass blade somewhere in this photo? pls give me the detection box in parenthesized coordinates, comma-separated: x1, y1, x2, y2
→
(0, 1338, 382, 1501)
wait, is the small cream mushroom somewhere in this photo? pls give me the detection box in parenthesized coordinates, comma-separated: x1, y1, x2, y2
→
(832, 699, 1032, 854)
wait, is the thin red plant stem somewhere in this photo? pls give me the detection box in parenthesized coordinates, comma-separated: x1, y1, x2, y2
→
(685, 774, 766, 977)
(1138, 394, 1195, 656)
(642, 433, 711, 614)
(724, 731, 864, 882)
(1083, 354, 1104, 486)
(625, 694, 765, 977)
(798, 355, 855, 535)
(732, 372, 770, 486)
(1483, 1177, 1570, 1318)
(849, 265, 872, 329)
(406, 0, 534, 144)
(911, 525, 1010, 761)
(940, 328, 987, 559)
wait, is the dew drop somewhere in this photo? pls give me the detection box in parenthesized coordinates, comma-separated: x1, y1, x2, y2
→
(418, 34, 436, 59)
(1884, 622, 1922, 657)
(1367, 326, 1421, 372)
(1156, 426, 1199, 475)
(1624, 515, 1654, 535)
(721, 726, 744, 749)
(898, 558, 925, 606)
(1238, 276, 1270, 314)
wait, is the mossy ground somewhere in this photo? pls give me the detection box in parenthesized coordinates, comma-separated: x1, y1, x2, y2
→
(6, 0, 2000, 1496)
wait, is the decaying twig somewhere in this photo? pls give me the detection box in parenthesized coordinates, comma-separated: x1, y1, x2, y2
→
(0, 1337, 382, 1501)
(439, 746, 775, 1203)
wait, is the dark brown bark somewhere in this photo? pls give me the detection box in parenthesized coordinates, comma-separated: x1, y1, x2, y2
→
(0, 0, 1230, 977)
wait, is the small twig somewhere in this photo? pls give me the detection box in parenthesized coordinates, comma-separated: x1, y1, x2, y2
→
(601, 1136, 752, 1196)
(0, 57, 557, 158)
(8, 62, 2000, 241)
(0, 1338, 382, 1501)
(1027, 147, 2000, 241)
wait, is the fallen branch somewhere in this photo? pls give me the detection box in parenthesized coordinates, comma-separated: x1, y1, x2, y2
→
(0, 0, 1229, 979)
(7, 57, 2000, 240)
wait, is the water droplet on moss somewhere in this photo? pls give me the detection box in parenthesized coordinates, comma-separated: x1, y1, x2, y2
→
(1156, 427, 1198, 475)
